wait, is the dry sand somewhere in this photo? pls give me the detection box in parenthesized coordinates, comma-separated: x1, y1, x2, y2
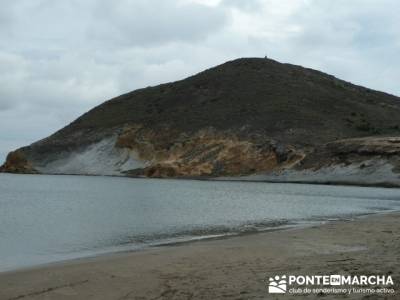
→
(0, 213, 398, 300)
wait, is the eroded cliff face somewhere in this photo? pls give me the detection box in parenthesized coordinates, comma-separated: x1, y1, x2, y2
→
(297, 137, 400, 171)
(116, 125, 302, 178)
(238, 137, 400, 187)
(0, 125, 302, 177)
(2, 127, 400, 186)
(0, 150, 37, 174)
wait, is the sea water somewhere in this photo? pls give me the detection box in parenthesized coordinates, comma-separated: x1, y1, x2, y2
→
(1, 173, 400, 272)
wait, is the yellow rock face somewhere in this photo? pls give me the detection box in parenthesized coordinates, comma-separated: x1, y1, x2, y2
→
(116, 125, 300, 178)
(0, 150, 37, 174)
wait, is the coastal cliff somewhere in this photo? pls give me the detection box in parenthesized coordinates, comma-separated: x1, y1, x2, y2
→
(2, 58, 400, 185)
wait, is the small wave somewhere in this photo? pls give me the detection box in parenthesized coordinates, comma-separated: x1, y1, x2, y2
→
(107, 219, 294, 250)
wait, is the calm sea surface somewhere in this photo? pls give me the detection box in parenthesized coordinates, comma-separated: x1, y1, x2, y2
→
(1, 173, 400, 272)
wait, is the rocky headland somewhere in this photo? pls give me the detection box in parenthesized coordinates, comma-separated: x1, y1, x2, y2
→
(2, 58, 400, 186)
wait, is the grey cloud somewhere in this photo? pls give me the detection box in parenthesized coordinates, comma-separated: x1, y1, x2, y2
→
(220, 0, 263, 11)
(0, 100, 14, 111)
(89, 0, 229, 46)
(0, 11, 10, 27)
(250, 0, 400, 95)
(292, 0, 400, 50)
(0, 2, 15, 25)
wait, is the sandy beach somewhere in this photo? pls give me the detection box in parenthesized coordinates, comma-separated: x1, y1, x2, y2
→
(0, 212, 398, 300)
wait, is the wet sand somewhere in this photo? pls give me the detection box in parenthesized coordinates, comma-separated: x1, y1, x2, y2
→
(0, 212, 398, 300)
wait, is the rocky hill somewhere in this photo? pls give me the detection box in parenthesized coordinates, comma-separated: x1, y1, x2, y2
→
(2, 58, 400, 186)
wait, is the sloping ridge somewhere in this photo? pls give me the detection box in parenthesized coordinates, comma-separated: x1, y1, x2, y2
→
(2, 58, 400, 185)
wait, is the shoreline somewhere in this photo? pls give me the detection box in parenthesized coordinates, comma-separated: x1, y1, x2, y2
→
(0, 209, 394, 275)
(0, 216, 323, 275)
(1, 212, 398, 299)
(2, 172, 400, 189)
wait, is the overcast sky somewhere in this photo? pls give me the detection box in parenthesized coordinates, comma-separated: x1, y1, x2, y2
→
(1, 0, 399, 162)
